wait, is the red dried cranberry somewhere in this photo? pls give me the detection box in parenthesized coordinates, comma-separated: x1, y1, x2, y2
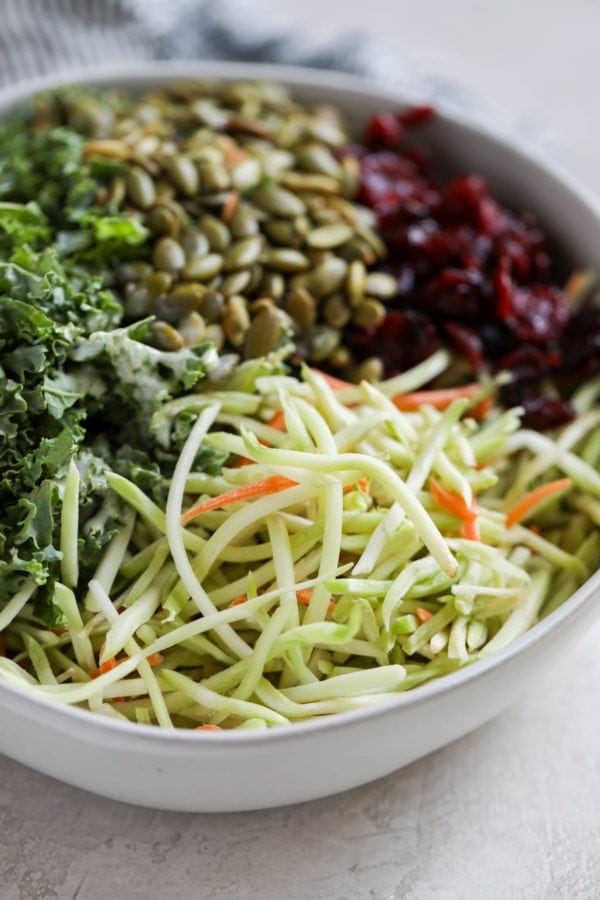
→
(365, 113, 405, 148)
(443, 322, 485, 369)
(519, 397, 577, 430)
(398, 105, 436, 128)
(420, 268, 484, 321)
(560, 307, 600, 373)
(346, 310, 439, 376)
(499, 345, 561, 383)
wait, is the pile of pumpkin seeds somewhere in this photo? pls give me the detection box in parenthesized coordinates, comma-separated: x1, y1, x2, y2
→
(56, 80, 400, 381)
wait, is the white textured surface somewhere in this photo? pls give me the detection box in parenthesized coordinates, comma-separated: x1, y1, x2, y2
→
(2, 3, 600, 896)
(1, 622, 599, 898)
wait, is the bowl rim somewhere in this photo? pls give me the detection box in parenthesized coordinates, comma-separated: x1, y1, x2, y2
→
(0, 58, 598, 748)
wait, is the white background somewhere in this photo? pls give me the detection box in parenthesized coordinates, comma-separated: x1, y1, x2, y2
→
(2, 2, 600, 897)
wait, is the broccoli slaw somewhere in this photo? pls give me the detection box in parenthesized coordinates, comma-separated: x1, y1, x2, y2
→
(1, 353, 598, 730)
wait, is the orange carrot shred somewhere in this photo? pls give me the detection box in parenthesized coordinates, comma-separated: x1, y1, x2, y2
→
(416, 607, 433, 623)
(393, 384, 489, 418)
(506, 478, 572, 528)
(429, 478, 476, 522)
(182, 475, 298, 525)
(50, 626, 67, 636)
(195, 724, 223, 731)
(296, 589, 335, 612)
(267, 410, 286, 431)
(147, 653, 164, 667)
(229, 595, 249, 608)
(312, 369, 355, 391)
(90, 657, 117, 679)
(461, 517, 481, 541)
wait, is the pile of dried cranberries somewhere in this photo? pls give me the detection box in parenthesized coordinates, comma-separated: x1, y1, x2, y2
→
(344, 107, 600, 429)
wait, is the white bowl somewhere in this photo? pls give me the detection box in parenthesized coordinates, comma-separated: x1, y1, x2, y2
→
(0, 61, 598, 813)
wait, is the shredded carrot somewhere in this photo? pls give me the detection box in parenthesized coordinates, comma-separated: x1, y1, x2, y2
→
(312, 369, 355, 391)
(90, 656, 118, 679)
(266, 410, 286, 431)
(147, 652, 164, 667)
(430, 478, 476, 521)
(182, 475, 298, 525)
(195, 724, 223, 731)
(229, 595, 249, 608)
(112, 697, 125, 703)
(221, 190, 240, 222)
(461, 517, 481, 541)
(506, 478, 572, 528)
(296, 589, 335, 613)
(233, 456, 254, 468)
(416, 607, 433, 623)
(393, 384, 491, 419)
(50, 626, 67, 635)
(344, 477, 369, 494)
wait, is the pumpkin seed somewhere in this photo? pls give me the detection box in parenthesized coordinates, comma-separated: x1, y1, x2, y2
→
(143, 271, 173, 297)
(365, 272, 397, 299)
(228, 204, 261, 239)
(182, 253, 224, 282)
(327, 346, 352, 369)
(221, 269, 252, 298)
(305, 325, 341, 361)
(199, 214, 231, 252)
(223, 235, 263, 272)
(307, 257, 348, 299)
(146, 203, 180, 236)
(123, 285, 151, 319)
(116, 261, 153, 284)
(243, 306, 286, 359)
(180, 227, 210, 260)
(166, 283, 207, 314)
(200, 291, 225, 323)
(347, 260, 367, 306)
(323, 293, 351, 328)
(223, 296, 251, 347)
(306, 223, 353, 250)
(148, 321, 185, 351)
(296, 143, 342, 177)
(152, 237, 186, 273)
(125, 166, 156, 209)
(198, 159, 230, 193)
(352, 298, 386, 328)
(251, 183, 306, 218)
(280, 171, 340, 194)
(263, 219, 301, 247)
(285, 287, 316, 335)
(354, 357, 384, 383)
(259, 272, 285, 300)
(205, 323, 225, 351)
(264, 248, 310, 273)
(178, 312, 206, 347)
(231, 158, 262, 192)
(165, 155, 200, 196)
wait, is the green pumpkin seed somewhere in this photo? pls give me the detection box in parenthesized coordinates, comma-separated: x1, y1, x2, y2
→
(198, 159, 230, 192)
(304, 325, 341, 361)
(251, 183, 306, 218)
(146, 203, 181, 236)
(365, 272, 397, 299)
(296, 144, 342, 177)
(123, 285, 151, 320)
(143, 271, 173, 298)
(327, 346, 352, 369)
(167, 283, 207, 313)
(307, 257, 348, 299)
(259, 272, 286, 300)
(152, 237, 186, 273)
(264, 247, 310, 273)
(182, 253, 224, 282)
(263, 219, 301, 247)
(231, 158, 262, 192)
(221, 269, 252, 298)
(204, 323, 225, 351)
(116, 261, 153, 284)
(347, 260, 367, 306)
(306, 223, 353, 250)
(223, 296, 251, 347)
(323, 293, 351, 328)
(200, 291, 225, 323)
(285, 287, 316, 335)
(199, 214, 231, 252)
(125, 166, 156, 209)
(352, 298, 386, 328)
(354, 357, 384, 383)
(148, 321, 185, 351)
(165, 154, 200, 196)
(355, 222, 387, 259)
(178, 312, 206, 347)
(245, 263, 264, 294)
(280, 171, 340, 194)
(180, 227, 210, 260)
(243, 306, 286, 359)
(228, 204, 261, 239)
(223, 235, 263, 272)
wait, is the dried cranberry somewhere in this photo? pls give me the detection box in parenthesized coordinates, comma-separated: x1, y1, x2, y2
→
(519, 397, 577, 431)
(499, 345, 561, 383)
(443, 322, 485, 370)
(365, 112, 405, 148)
(560, 307, 600, 374)
(347, 310, 439, 376)
(420, 268, 484, 321)
(398, 105, 436, 128)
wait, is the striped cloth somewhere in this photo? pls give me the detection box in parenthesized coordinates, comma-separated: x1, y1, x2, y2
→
(0, 0, 465, 108)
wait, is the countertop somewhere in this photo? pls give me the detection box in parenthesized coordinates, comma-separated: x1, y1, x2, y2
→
(1, 2, 599, 897)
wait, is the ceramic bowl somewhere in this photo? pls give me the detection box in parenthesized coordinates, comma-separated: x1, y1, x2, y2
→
(0, 61, 598, 812)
